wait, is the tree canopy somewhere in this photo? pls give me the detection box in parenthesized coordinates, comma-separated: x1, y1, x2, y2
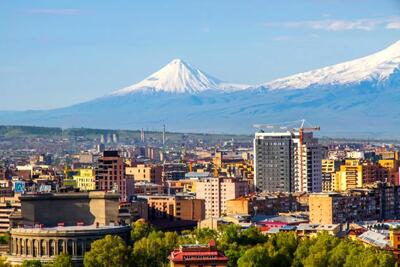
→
(84, 235, 129, 267)
(77, 221, 398, 267)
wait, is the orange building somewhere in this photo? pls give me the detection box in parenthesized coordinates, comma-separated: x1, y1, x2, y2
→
(226, 197, 250, 215)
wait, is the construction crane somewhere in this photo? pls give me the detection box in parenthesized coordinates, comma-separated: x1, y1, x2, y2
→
(253, 119, 320, 192)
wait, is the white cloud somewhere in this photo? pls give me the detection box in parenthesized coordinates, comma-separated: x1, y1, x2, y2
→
(386, 22, 400, 29)
(265, 17, 400, 32)
(26, 9, 80, 15)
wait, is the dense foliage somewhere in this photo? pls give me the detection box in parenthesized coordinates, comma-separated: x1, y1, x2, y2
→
(81, 221, 397, 267)
(7, 221, 398, 267)
(19, 254, 73, 267)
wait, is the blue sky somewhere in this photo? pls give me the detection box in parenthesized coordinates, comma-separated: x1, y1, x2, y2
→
(1, 0, 400, 110)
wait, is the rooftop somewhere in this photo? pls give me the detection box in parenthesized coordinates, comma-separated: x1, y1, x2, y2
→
(11, 224, 130, 234)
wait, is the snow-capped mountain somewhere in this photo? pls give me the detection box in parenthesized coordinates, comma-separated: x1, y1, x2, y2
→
(113, 59, 250, 95)
(0, 40, 400, 137)
(264, 40, 400, 90)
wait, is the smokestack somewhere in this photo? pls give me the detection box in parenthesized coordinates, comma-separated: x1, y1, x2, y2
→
(140, 128, 145, 143)
(162, 124, 166, 146)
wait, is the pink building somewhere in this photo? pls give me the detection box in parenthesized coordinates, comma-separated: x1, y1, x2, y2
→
(196, 177, 248, 218)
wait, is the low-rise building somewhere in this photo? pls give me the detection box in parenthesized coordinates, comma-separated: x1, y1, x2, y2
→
(73, 169, 96, 191)
(134, 181, 163, 195)
(226, 192, 309, 216)
(169, 240, 228, 267)
(309, 183, 400, 224)
(126, 164, 162, 185)
(7, 191, 130, 266)
(146, 195, 205, 222)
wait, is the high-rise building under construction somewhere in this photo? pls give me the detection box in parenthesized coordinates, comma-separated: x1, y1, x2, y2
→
(254, 128, 322, 193)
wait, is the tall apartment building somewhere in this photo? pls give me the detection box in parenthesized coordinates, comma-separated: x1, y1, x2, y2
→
(95, 151, 133, 201)
(254, 131, 322, 193)
(196, 177, 248, 218)
(321, 159, 340, 192)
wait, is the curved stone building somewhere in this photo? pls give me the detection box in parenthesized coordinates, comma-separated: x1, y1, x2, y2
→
(7, 191, 131, 266)
(8, 225, 131, 266)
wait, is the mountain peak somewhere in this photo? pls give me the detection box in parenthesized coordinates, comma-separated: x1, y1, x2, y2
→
(264, 39, 400, 90)
(113, 59, 250, 95)
(114, 59, 220, 94)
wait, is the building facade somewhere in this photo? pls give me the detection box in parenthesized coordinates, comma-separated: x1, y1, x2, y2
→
(196, 177, 248, 218)
(7, 191, 130, 266)
(309, 184, 400, 224)
(169, 240, 228, 267)
(8, 225, 130, 266)
(126, 164, 162, 185)
(95, 151, 133, 201)
(73, 169, 96, 191)
(146, 195, 205, 222)
(254, 131, 322, 193)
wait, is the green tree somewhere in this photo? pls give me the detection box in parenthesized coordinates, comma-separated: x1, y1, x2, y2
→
(131, 235, 164, 267)
(237, 245, 272, 267)
(0, 257, 10, 267)
(131, 230, 180, 267)
(344, 246, 397, 267)
(0, 233, 9, 245)
(84, 235, 129, 267)
(265, 232, 298, 267)
(21, 260, 42, 267)
(131, 220, 152, 243)
(45, 253, 73, 267)
(224, 242, 247, 267)
(239, 227, 268, 246)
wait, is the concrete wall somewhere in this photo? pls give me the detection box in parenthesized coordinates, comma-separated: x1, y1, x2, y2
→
(19, 192, 120, 227)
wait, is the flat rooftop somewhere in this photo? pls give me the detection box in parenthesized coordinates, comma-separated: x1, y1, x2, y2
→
(11, 224, 130, 234)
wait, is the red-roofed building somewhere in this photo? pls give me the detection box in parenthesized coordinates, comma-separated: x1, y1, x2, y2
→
(169, 240, 228, 267)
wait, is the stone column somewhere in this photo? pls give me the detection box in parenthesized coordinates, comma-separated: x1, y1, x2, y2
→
(72, 239, 77, 256)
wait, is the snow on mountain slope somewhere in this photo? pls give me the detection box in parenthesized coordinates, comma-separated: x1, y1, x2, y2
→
(113, 59, 250, 95)
(264, 40, 400, 90)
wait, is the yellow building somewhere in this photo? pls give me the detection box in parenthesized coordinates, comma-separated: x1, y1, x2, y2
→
(333, 159, 363, 191)
(226, 197, 250, 215)
(73, 169, 96, 191)
(379, 159, 399, 185)
(379, 159, 398, 169)
(389, 229, 400, 250)
(309, 193, 336, 224)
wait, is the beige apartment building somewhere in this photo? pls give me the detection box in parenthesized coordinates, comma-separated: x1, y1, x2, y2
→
(195, 177, 248, 218)
(147, 195, 205, 221)
(126, 164, 162, 184)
